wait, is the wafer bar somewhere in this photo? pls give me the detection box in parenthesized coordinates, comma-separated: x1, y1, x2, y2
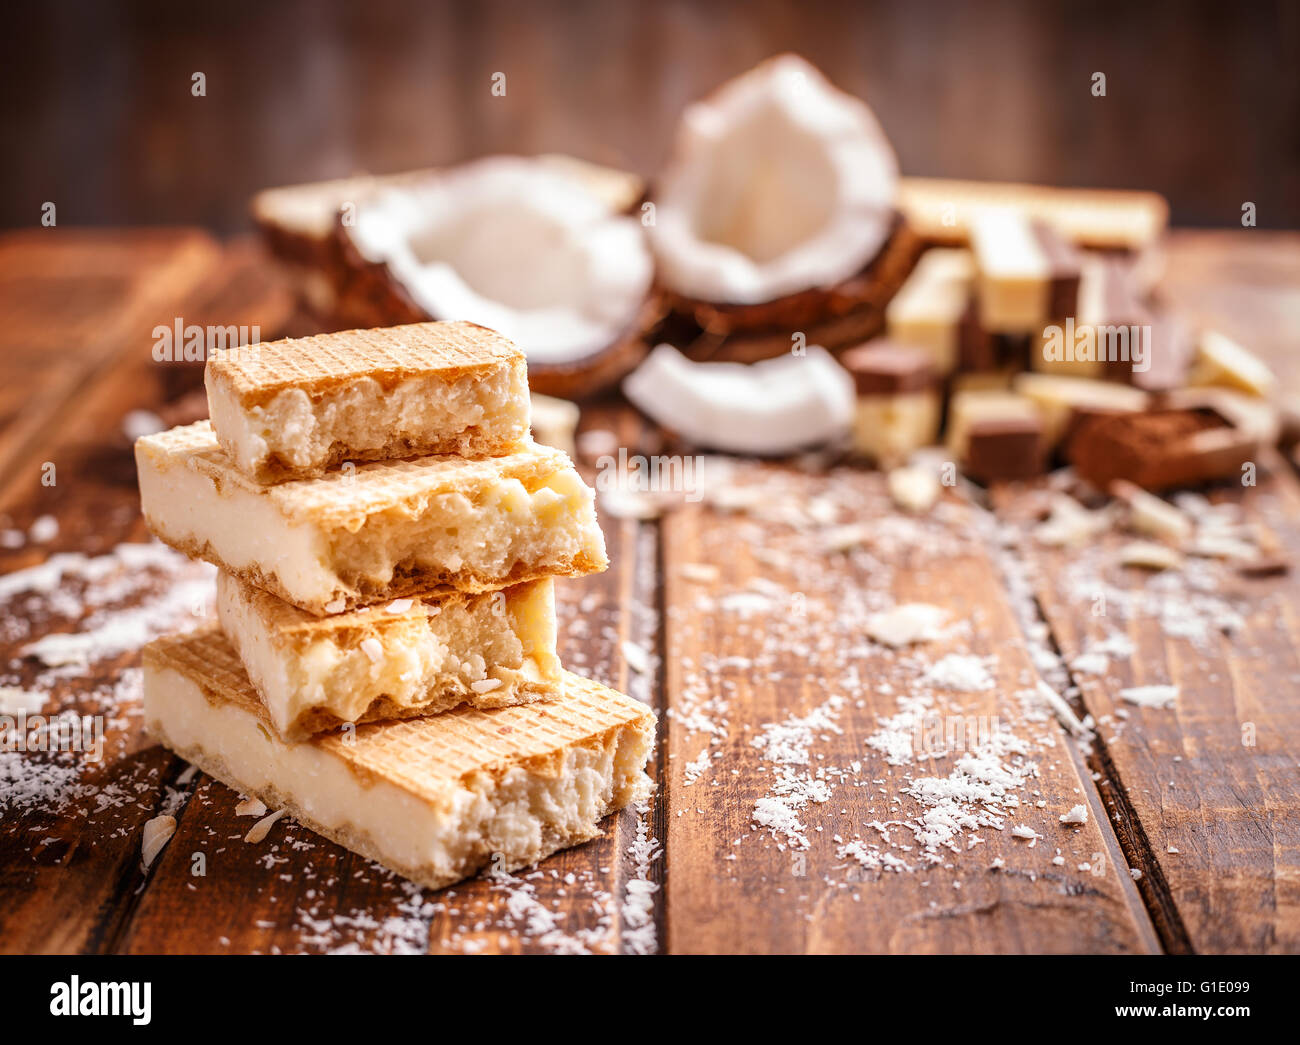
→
(946, 388, 1040, 461)
(897, 177, 1168, 251)
(216, 572, 562, 740)
(885, 248, 976, 375)
(206, 322, 529, 483)
(1032, 255, 1150, 380)
(839, 340, 941, 466)
(971, 211, 1081, 334)
(136, 421, 607, 614)
(142, 628, 655, 891)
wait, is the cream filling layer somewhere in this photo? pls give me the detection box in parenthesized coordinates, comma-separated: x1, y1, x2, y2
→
(216, 573, 561, 736)
(143, 664, 652, 885)
(138, 452, 604, 612)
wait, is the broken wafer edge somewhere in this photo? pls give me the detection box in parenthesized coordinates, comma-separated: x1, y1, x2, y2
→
(135, 421, 607, 615)
(142, 628, 655, 892)
(205, 321, 530, 483)
(216, 572, 563, 741)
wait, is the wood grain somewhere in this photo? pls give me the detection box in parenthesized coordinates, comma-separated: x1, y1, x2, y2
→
(0, 229, 219, 510)
(996, 467, 1300, 953)
(0, 234, 291, 954)
(659, 463, 1156, 953)
(1, 228, 1297, 954)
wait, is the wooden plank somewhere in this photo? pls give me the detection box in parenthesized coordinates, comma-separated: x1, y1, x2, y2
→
(659, 462, 1156, 954)
(0, 236, 292, 955)
(0, 229, 220, 505)
(997, 465, 1300, 953)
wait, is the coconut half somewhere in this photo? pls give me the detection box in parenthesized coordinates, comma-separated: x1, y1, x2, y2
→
(328, 156, 658, 398)
(649, 54, 900, 321)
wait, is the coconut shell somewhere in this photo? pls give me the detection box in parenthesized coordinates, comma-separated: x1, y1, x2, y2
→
(668, 216, 925, 363)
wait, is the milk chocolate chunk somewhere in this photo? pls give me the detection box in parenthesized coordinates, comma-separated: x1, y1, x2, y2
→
(964, 416, 1047, 483)
(840, 340, 937, 396)
(958, 299, 1000, 371)
(1128, 311, 1194, 392)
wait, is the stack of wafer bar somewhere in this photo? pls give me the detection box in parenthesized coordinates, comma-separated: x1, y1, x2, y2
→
(135, 321, 655, 890)
(842, 181, 1279, 487)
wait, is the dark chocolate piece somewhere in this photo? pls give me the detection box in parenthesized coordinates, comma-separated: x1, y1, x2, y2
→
(1126, 311, 1194, 392)
(964, 416, 1046, 483)
(957, 299, 998, 372)
(1237, 556, 1290, 579)
(1031, 220, 1082, 320)
(840, 340, 937, 396)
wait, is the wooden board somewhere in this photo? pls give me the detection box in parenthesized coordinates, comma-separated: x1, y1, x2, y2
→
(994, 462, 1300, 955)
(0, 236, 293, 954)
(659, 464, 1155, 953)
(1, 228, 1298, 954)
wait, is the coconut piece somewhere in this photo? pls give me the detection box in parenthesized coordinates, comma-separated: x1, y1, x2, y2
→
(887, 465, 941, 513)
(622, 343, 854, 456)
(648, 54, 899, 326)
(865, 603, 948, 648)
(334, 156, 659, 400)
(1034, 679, 1092, 740)
(244, 808, 288, 844)
(1109, 480, 1192, 543)
(1119, 540, 1183, 571)
(1120, 685, 1179, 709)
(1033, 493, 1112, 547)
(142, 815, 177, 869)
(1185, 534, 1257, 561)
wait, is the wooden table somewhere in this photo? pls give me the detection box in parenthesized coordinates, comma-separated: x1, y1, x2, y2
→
(0, 228, 1297, 954)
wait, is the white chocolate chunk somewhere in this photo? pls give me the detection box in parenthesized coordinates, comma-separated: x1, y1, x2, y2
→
(1188, 330, 1276, 398)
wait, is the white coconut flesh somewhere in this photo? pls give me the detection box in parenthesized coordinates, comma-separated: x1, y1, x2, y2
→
(622, 342, 855, 455)
(649, 54, 899, 305)
(348, 157, 654, 365)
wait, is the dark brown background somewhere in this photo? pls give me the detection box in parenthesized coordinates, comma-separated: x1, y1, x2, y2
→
(4, 0, 1298, 233)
